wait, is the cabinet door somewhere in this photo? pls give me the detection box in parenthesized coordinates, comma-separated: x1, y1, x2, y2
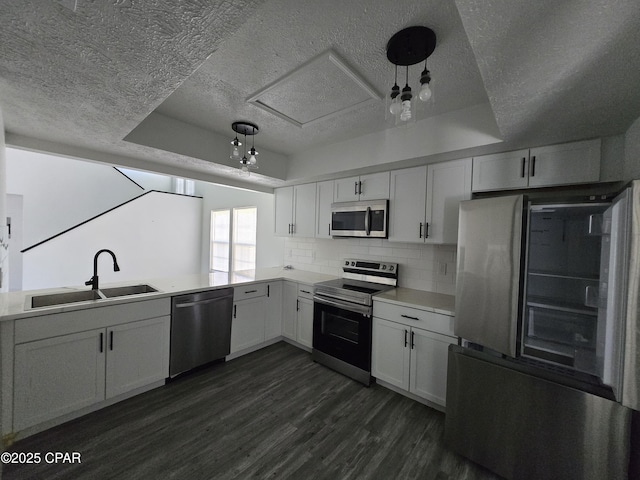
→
(315, 180, 334, 239)
(274, 186, 294, 236)
(105, 316, 170, 399)
(230, 297, 266, 354)
(296, 297, 314, 349)
(14, 329, 106, 430)
(334, 176, 360, 202)
(409, 328, 457, 407)
(425, 158, 472, 244)
(388, 166, 427, 243)
(359, 172, 390, 200)
(371, 318, 410, 390)
(293, 183, 317, 237)
(528, 139, 600, 188)
(265, 282, 283, 340)
(282, 282, 298, 340)
(472, 150, 529, 192)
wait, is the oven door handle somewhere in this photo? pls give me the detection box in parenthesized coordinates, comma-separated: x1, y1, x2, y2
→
(313, 294, 372, 316)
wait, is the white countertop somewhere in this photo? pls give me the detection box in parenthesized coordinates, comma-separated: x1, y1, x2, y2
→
(374, 287, 455, 316)
(0, 267, 338, 322)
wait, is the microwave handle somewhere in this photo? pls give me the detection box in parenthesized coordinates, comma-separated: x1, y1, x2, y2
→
(365, 206, 371, 236)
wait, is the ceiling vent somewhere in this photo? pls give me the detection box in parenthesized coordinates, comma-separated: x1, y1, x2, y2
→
(246, 50, 381, 128)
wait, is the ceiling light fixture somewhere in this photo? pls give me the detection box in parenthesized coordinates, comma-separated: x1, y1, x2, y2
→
(230, 121, 259, 176)
(386, 26, 436, 125)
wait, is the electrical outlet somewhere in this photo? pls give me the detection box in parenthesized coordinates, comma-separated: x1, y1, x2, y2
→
(438, 262, 447, 275)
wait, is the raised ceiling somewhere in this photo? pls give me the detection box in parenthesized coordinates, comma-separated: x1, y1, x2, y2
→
(0, 0, 639, 189)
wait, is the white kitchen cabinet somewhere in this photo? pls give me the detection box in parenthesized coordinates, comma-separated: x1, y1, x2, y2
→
(472, 139, 601, 192)
(14, 329, 106, 431)
(388, 160, 471, 244)
(265, 282, 283, 340)
(274, 184, 317, 237)
(13, 299, 171, 432)
(371, 317, 410, 389)
(372, 299, 456, 408)
(409, 328, 457, 405)
(388, 166, 427, 243)
(527, 139, 601, 188)
(105, 317, 170, 399)
(230, 296, 266, 354)
(296, 297, 314, 349)
(315, 180, 334, 239)
(334, 172, 390, 202)
(425, 158, 472, 244)
(471, 149, 530, 192)
(274, 186, 294, 236)
(282, 281, 298, 340)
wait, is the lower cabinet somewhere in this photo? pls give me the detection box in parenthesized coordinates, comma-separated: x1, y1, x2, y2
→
(13, 314, 170, 431)
(372, 315, 456, 408)
(230, 296, 266, 354)
(265, 282, 283, 341)
(282, 281, 315, 350)
(296, 297, 314, 349)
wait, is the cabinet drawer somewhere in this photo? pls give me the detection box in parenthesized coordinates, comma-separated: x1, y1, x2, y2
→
(297, 284, 314, 299)
(373, 301, 455, 337)
(233, 283, 267, 301)
(15, 298, 171, 344)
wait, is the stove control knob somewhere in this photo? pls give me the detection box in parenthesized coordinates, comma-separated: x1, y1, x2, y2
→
(345, 261, 349, 266)
(382, 265, 387, 270)
(351, 261, 356, 266)
(389, 265, 395, 271)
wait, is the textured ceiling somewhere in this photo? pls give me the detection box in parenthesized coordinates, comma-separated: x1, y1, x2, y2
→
(0, 0, 639, 188)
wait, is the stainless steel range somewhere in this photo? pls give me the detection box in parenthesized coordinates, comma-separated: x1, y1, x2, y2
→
(312, 259, 398, 385)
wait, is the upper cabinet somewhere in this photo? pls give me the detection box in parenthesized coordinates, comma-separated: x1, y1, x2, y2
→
(274, 184, 317, 237)
(388, 159, 471, 244)
(425, 159, 472, 244)
(334, 172, 390, 202)
(472, 139, 601, 192)
(315, 180, 334, 239)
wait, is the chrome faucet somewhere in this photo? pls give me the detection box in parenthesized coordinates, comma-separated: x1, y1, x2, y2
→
(85, 249, 120, 290)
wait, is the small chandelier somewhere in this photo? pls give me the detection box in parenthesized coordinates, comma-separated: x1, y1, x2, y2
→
(229, 121, 259, 176)
(386, 26, 437, 125)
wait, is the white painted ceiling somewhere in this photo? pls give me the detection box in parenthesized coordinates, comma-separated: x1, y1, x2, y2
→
(1, 0, 639, 189)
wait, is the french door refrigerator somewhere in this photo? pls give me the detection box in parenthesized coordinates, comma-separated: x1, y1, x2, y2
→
(445, 181, 640, 480)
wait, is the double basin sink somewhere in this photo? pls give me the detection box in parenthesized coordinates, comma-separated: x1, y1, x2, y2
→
(28, 284, 159, 309)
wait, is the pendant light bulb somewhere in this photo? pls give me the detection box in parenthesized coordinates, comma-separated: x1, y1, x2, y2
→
(230, 136, 242, 159)
(419, 65, 432, 102)
(400, 70, 412, 122)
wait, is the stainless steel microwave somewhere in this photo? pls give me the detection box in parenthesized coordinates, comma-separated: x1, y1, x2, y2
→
(330, 200, 389, 238)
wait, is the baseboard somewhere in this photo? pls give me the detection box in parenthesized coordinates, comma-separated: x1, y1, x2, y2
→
(374, 379, 445, 413)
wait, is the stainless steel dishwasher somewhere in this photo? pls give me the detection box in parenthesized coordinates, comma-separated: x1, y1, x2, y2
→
(170, 287, 234, 377)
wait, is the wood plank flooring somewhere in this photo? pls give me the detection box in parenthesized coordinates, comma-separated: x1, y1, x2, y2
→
(4, 342, 502, 480)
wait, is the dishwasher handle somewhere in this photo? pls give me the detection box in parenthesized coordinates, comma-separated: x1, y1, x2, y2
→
(174, 297, 230, 309)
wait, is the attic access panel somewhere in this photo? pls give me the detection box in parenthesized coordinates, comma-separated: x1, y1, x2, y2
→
(246, 50, 381, 128)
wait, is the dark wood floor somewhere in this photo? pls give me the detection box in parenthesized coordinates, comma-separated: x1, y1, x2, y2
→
(4, 342, 502, 480)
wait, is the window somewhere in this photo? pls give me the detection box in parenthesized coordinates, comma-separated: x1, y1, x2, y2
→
(210, 207, 257, 273)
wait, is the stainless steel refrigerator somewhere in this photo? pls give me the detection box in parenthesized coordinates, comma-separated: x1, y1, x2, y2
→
(445, 181, 640, 480)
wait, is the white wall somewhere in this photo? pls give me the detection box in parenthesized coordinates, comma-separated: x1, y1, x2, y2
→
(284, 237, 457, 295)
(22, 192, 202, 290)
(7, 148, 145, 248)
(117, 167, 173, 192)
(196, 181, 284, 273)
(287, 103, 503, 180)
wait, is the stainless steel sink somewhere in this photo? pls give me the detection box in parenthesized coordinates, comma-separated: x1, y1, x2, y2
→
(27, 284, 159, 309)
(30, 290, 103, 308)
(100, 284, 158, 298)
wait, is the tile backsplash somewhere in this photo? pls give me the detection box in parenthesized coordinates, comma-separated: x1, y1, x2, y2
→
(284, 237, 457, 295)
